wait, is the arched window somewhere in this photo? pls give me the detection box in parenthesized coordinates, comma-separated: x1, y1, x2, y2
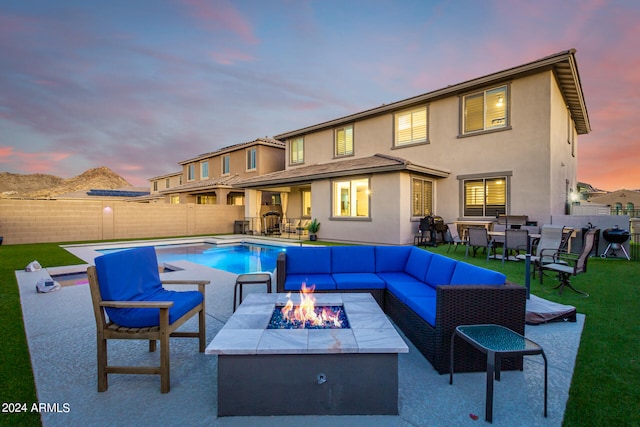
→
(614, 202, 622, 214)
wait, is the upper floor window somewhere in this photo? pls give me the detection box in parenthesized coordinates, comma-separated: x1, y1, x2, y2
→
(462, 85, 508, 134)
(290, 137, 304, 164)
(335, 125, 354, 157)
(201, 161, 209, 179)
(165, 178, 170, 189)
(222, 155, 230, 175)
(333, 178, 370, 218)
(395, 106, 427, 146)
(187, 164, 195, 181)
(153, 181, 158, 192)
(412, 177, 433, 217)
(247, 148, 257, 171)
(463, 176, 507, 217)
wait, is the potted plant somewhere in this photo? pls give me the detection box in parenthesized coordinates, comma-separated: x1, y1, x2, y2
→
(307, 218, 321, 241)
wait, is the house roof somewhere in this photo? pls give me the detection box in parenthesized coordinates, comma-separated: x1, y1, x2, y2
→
(158, 174, 244, 195)
(235, 154, 450, 188)
(148, 171, 182, 181)
(275, 49, 590, 139)
(177, 137, 285, 165)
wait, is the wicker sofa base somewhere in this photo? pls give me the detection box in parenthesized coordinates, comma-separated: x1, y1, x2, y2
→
(385, 288, 525, 374)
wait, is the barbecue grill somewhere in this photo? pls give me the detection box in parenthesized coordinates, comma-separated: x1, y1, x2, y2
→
(601, 226, 630, 260)
(417, 215, 447, 246)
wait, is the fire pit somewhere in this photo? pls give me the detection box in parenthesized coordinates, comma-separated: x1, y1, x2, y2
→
(206, 290, 408, 416)
(268, 284, 350, 329)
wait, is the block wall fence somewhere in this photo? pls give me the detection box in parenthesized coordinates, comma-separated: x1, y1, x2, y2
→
(0, 200, 244, 245)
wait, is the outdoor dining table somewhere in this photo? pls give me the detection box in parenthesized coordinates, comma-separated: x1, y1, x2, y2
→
(487, 231, 541, 262)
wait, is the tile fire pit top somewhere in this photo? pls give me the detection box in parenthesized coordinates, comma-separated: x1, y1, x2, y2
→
(206, 293, 409, 355)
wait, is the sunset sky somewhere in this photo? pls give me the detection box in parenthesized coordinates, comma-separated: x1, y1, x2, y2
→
(1, 0, 639, 190)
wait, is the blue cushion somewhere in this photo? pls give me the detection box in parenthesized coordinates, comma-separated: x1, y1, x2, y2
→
(375, 246, 412, 272)
(424, 254, 457, 288)
(404, 248, 434, 281)
(332, 246, 375, 273)
(285, 247, 331, 275)
(450, 262, 506, 286)
(107, 289, 203, 328)
(94, 246, 203, 328)
(95, 246, 162, 302)
(385, 280, 436, 303)
(333, 273, 386, 290)
(284, 274, 336, 291)
(376, 271, 419, 284)
(405, 297, 437, 327)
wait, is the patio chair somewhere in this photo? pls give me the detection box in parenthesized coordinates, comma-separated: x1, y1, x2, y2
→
(516, 224, 564, 280)
(446, 223, 467, 252)
(540, 228, 598, 296)
(502, 229, 530, 264)
(465, 227, 495, 262)
(87, 246, 210, 393)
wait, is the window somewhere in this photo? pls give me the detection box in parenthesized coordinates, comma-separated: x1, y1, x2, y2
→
(187, 164, 195, 181)
(222, 155, 230, 175)
(227, 193, 244, 205)
(201, 161, 209, 179)
(153, 181, 158, 191)
(614, 202, 622, 214)
(462, 85, 508, 134)
(335, 125, 353, 157)
(412, 177, 433, 217)
(170, 195, 180, 204)
(197, 195, 216, 204)
(165, 178, 170, 189)
(290, 137, 304, 164)
(302, 189, 311, 217)
(333, 178, 369, 217)
(247, 148, 256, 171)
(463, 177, 507, 217)
(395, 106, 427, 146)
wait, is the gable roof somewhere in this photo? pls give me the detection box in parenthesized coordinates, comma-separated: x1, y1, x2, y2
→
(235, 154, 450, 188)
(178, 137, 285, 165)
(159, 174, 244, 195)
(275, 49, 590, 139)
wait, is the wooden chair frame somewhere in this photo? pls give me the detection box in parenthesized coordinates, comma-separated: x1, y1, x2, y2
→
(87, 266, 209, 393)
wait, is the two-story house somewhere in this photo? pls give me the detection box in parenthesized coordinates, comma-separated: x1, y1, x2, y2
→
(154, 137, 285, 205)
(237, 49, 590, 245)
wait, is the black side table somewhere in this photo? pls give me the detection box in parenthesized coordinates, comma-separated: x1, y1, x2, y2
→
(233, 273, 272, 312)
(450, 324, 547, 423)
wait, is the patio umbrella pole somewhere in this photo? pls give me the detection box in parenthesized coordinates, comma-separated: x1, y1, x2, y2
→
(525, 253, 531, 299)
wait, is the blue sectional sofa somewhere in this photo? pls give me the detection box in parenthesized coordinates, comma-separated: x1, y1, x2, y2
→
(276, 245, 526, 374)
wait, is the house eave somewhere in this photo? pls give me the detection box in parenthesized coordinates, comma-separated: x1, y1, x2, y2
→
(275, 49, 590, 138)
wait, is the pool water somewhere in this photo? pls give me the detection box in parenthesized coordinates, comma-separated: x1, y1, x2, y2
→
(99, 243, 286, 275)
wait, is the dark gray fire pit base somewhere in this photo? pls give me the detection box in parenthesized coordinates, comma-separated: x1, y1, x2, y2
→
(217, 353, 399, 416)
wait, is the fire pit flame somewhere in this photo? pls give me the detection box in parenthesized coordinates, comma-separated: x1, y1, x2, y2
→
(273, 283, 347, 329)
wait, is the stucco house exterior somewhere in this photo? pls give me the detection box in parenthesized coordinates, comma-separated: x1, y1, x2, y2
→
(149, 138, 285, 205)
(587, 189, 640, 218)
(237, 49, 590, 245)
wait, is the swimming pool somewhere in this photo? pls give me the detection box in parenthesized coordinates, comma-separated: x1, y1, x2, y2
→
(98, 243, 286, 275)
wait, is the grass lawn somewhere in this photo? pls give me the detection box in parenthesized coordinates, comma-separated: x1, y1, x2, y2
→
(1, 239, 638, 426)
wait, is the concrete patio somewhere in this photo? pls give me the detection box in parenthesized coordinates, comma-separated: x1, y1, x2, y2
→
(16, 259, 584, 427)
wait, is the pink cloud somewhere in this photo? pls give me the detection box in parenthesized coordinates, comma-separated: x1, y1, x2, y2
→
(210, 49, 254, 65)
(0, 146, 72, 174)
(181, 0, 259, 44)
